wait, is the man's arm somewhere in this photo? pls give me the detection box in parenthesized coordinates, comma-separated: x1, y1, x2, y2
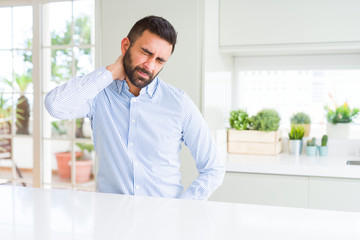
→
(45, 56, 125, 119)
(180, 94, 226, 200)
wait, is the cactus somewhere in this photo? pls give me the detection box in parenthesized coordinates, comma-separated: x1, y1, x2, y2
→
(306, 137, 316, 146)
(321, 135, 328, 146)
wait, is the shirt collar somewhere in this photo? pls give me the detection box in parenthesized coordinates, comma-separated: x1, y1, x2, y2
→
(117, 77, 158, 98)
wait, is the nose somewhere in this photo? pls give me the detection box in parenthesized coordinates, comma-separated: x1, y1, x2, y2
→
(143, 57, 155, 71)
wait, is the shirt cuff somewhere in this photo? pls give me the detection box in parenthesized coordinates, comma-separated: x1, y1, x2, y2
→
(84, 66, 113, 92)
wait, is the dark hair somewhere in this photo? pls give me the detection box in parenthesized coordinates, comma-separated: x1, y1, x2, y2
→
(127, 15, 177, 53)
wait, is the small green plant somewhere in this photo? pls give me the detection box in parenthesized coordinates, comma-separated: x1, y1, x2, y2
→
(325, 102, 360, 124)
(321, 135, 328, 146)
(51, 120, 67, 135)
(289, 125, 305, 140)
(75, 142, 94, 160)
(306, 137, 316, 146)
(229, 109, 250, 130)
(290, 112, 311, 124)
(251, 109, 281, 132)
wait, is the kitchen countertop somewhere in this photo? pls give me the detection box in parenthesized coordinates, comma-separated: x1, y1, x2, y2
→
(226, 153, 360, 179)
(1, 185, 360, 240)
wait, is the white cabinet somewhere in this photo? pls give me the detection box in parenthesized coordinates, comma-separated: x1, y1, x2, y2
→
(219, 0, 360, 55)
(309, 177, 360, 212)
(210, 172, 360, 212)
(209, 172, 308, 208)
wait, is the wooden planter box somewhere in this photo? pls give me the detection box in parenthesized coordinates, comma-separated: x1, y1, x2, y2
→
(227, 129, 282, 155)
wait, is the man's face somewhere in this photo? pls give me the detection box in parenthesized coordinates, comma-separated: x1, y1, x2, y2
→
(123, 30, 173, 89)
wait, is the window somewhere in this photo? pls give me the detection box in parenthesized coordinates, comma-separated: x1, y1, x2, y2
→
(233, 54, 360, 139)
(0, 5, 33, 186)
(41, 0, 96, 190)
(0, 0, 97, 190)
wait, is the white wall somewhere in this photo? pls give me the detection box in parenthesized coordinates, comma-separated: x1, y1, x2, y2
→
(203, 0, 233, 131)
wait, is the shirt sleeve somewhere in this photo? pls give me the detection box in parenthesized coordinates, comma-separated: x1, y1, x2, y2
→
(179, 94, 226, 200)
(44, 67, 113, 119)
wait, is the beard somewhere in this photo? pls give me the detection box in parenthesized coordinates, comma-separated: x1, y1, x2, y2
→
(123, 48, 159, 89)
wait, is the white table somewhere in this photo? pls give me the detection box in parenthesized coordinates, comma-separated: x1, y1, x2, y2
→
(226, 153, 360, 179)
(0, 186, 359, 240)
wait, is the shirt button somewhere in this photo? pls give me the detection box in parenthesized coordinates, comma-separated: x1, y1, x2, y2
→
(129, 142, 133, 147)
(135, 185, 140, 189)
(131, 119, 135, 123)
(135, 161, 139, 166)
(131, 98, 136, 102)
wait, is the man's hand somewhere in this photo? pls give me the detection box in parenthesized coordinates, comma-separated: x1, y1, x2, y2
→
(106, 55, 126, 81)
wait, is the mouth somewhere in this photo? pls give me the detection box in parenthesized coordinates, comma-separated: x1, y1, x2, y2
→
(137, 69, 149, 78)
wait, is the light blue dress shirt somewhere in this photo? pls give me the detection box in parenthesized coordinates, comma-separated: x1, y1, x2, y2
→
(45, 67, 225, 200)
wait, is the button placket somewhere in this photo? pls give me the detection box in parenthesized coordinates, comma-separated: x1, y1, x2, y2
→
(129, 96, 140, 194)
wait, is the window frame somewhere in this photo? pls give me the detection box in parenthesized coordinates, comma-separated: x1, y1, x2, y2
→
(0, 0, 101, 189)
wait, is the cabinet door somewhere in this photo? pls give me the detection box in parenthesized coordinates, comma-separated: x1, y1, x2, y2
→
(309, 177, 360, 212)
(220, 0, 360, 54)
(209, 172, 308, 208)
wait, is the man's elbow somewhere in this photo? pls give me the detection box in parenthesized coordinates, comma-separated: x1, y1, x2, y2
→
(44, 91, 67, 119)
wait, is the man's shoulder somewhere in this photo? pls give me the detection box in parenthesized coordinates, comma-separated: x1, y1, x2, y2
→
(156, 78, 186, 99)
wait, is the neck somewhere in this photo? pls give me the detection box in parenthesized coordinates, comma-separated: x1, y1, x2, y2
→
(125, 78, 141, 97)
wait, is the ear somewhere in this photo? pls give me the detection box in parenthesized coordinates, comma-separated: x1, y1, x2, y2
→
(121, 37, 130, 55)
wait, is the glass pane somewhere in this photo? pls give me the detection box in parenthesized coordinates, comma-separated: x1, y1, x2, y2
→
(0, 93, 12, 183)
(13, 6, 33, 49)
(0, 50, 13, 93)
(0, 94, 14, 134)
(74, 141, 95, 185)
(42, 94, 74, 139)
(75, 118, 92, 139)
(43, 2, 72, 46)
(13, 136, 33, 186)
(0, 8, 12, 49)
(0, 136, 12, 185)
(13, 50, 33, 94)
(73, 0, 95, 45)
(43, 139, 73, 187)
(15, 93, 32, 135)
(43, 48, 73, 90)
(74, 47, 94, 76)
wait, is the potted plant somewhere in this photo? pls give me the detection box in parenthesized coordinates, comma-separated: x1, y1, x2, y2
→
(55, 142, 94, 183)
(55, 151, 82, 180)
(325, 102, 359, 138)
(228, 109, 282, 155)
(288, 125, 305, 155)
(250, 109, 281, 132)
(306, 137, 317, 156)
(72, 142, 94, 183)
(229, 109, 250, 130)
(290, 112, 311, 137)
(3, 73, 32, 135)
(318, 135, 328, 156)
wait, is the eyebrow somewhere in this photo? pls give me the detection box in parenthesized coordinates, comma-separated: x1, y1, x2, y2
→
(142, 48, 166, 63)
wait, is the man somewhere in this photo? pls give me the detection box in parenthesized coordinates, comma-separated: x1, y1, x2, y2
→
(45, 16, 225, 200)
